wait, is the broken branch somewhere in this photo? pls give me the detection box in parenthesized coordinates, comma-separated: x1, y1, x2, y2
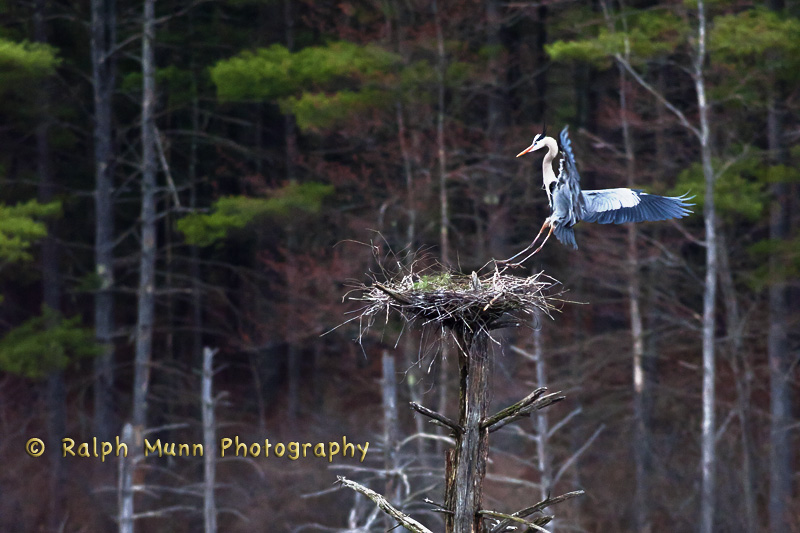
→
(479, 509, 553, 532)
(482, 388, 564, 433)
(335, 476, 433, 533)
(410, 401, 463, 434)
(488, 490, 585, 533)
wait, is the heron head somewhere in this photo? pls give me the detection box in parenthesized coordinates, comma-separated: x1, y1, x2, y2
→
(516, 132, 547, 157)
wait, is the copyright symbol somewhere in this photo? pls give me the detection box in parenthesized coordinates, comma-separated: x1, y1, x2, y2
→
(26, 438, 45, 457)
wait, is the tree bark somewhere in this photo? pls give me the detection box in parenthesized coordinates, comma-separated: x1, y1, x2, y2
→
(619, 67, 651, 533)
(91, 0, 117, 445)
(433, 0, 449, 266)
(598, 5, 653, 522)
(189, 68, 203, 370)
(382, 352, 401, 530)
(202, 347, 218, 533)
(35, 1, 66, 529)
(118, 423, 134, 533)
(532, 326, 554, 531)
(445, 327, 491, 533)
(485, 0, 508, 258)
(695, 3, 718, 532)
(716, 232, 758, 532)
(767, 86, 792, 533)
(765, 3, 791, 524)
(133, 0, 157, 431)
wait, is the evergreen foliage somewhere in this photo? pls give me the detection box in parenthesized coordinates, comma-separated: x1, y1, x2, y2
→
(0, 37, 59, 91)
(546, 10, 685, 66)
(0, 199, 61, 264)
(211, 41, 399, 130)
(178, 182, 333, 246)
(0, 306, 100, 378)
(211, 41, 399, 100)
(673, 155, 768, 221)
(711, 7, 800, 78)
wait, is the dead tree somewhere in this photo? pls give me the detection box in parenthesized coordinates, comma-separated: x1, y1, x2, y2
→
(202, 347, 219, 533)
(344, 264, 583, 532)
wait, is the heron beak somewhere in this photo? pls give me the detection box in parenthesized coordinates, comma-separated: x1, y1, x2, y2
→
(516, 144, 535, 158)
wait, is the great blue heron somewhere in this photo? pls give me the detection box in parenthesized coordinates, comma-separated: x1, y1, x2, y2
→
(504, 125, 693, 265)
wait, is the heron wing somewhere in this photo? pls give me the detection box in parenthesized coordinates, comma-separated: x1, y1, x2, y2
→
(581, 189, 694, 224)
(557, 126, 585, 221)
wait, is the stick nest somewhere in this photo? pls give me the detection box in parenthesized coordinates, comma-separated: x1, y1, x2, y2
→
(349, 264, 564, 332)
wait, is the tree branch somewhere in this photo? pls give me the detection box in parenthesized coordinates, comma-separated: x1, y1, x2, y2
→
(409, 402, 463, 434)
(482, 389, 564, 433)
(482, 387, 546, 428)
(335, 476, 433, 533)
(479, 509, 552, 532)
(614, 54, 701, 140)
(488, 490, 585, 533)
(553, 424, 604, 486)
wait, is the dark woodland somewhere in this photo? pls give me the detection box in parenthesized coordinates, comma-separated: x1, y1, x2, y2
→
(0, 0, 798, 531)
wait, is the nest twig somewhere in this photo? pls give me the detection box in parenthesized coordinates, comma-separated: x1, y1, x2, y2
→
(347, 261, 565, 334)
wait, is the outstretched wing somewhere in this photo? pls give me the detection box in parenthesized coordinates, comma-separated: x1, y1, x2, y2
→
(559, 125, 580, 187)
(581, 189, 693, 224)
(557, 125, 584, 222)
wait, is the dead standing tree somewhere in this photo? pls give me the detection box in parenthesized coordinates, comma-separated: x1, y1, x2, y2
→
(342, 263, 583, 532)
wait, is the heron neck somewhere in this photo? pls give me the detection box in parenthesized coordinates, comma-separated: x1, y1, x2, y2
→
(541, 136, 559, 184)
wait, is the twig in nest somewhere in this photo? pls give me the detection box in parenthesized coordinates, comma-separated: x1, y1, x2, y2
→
(348, 263, 565, 338)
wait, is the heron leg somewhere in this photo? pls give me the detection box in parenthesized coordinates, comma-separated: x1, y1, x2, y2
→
(511, 223, 556, 266)
(500, 219, 550, 266)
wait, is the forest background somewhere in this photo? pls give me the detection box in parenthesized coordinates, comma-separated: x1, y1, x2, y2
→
(0, 0, 798, 531)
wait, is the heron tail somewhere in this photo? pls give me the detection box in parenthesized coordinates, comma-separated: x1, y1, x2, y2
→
(553, 224, 578, 250)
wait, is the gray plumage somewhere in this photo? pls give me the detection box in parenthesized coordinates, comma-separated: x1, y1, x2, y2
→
(506, 125, 693, 263)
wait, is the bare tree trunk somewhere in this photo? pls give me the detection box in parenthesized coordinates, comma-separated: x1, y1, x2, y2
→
(433, 0, 449, 266)
(606, 2, 718, 529)
(601, 5, 718, 527)
(284, 0, 297, 182)
(34, 1, 66, 529)
(486, 0, 508, 258)
(283, 0, 301, 427)
(405, 336, 428, 460)
(716, 232, 758, 531)
(445, 328, 491, 533)
(695, 3, 718, 532)
(382, 352, 401, 529)
(597, 5, 653, 522)
(765, 1, 792, 523)
(118, 423, 134, 533)
(619, 71, 651, 533)
(534, 5, 548, 122)
(202, 347, 218, 533)
(285, 231, 300, 426)
(287, 337, 300, 424)
(189, 73, 203, 369)
(91, 0, 117, 445)
(532, 326, 553, 531)
(767, 86, 792, 533)
(133, 0, 157, 431)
